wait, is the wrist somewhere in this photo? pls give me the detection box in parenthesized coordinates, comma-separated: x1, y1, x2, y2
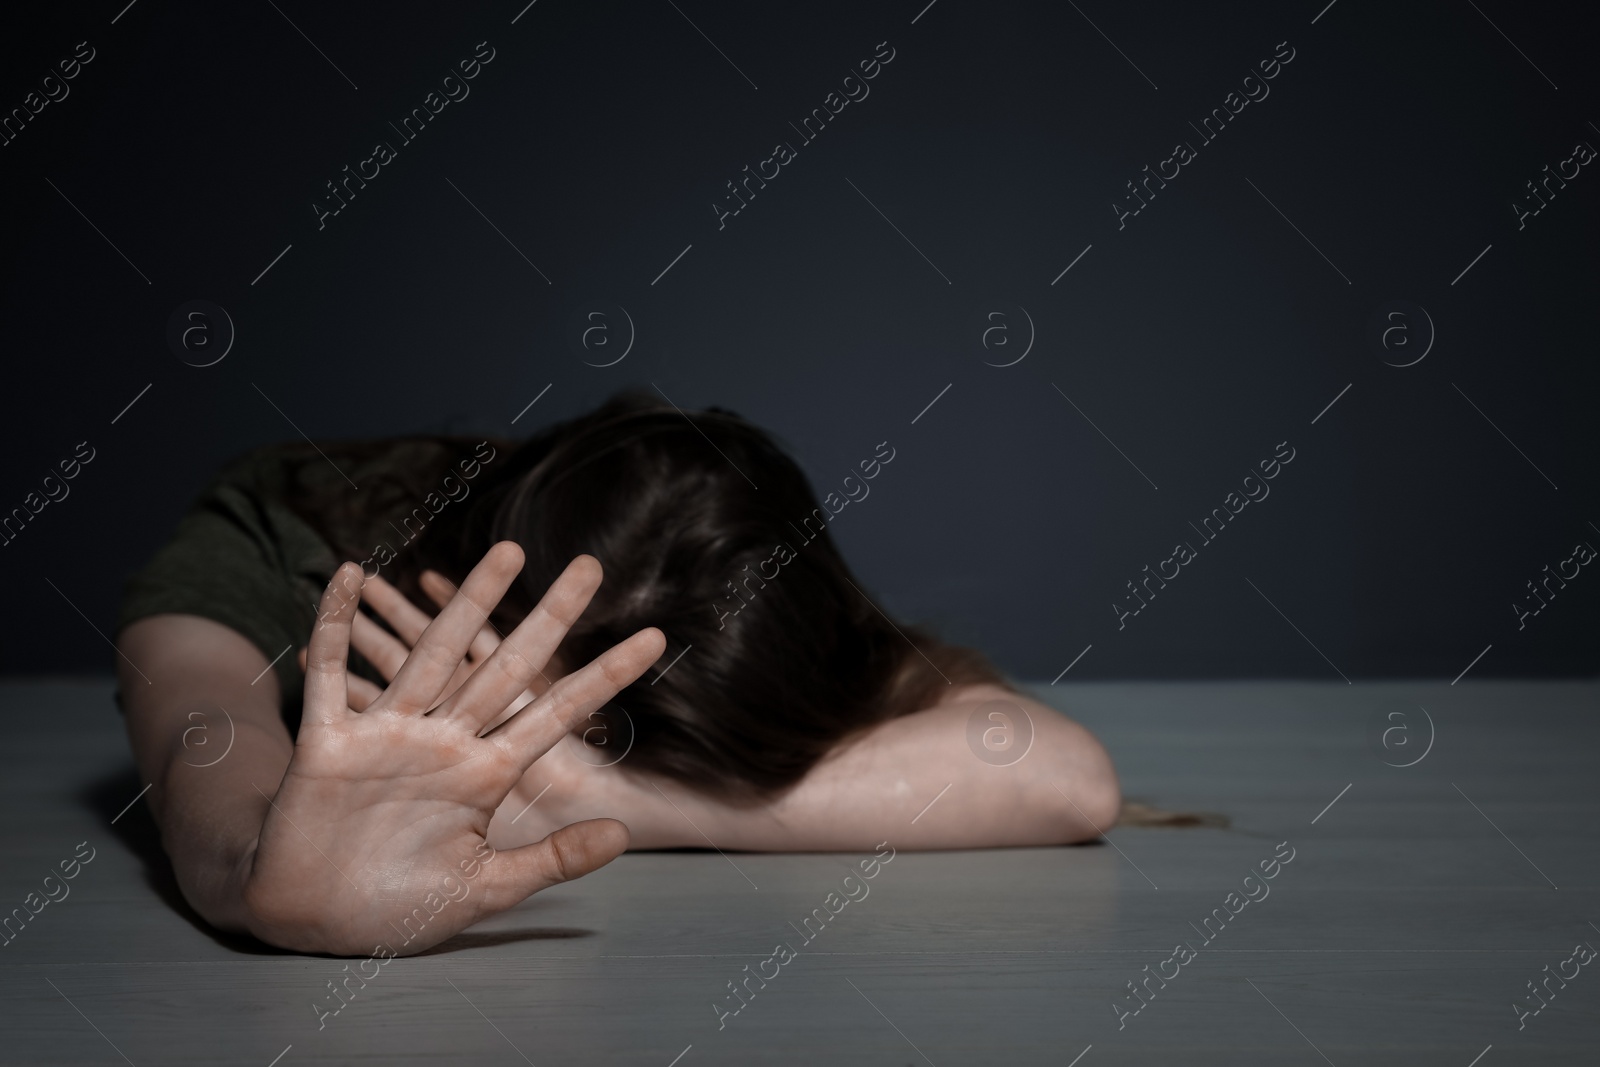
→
(489, 746, 576, 848)
(541, 733, 654, 838)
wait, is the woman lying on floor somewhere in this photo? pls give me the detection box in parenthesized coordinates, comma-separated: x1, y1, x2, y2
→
(113, 391, 1119, 955)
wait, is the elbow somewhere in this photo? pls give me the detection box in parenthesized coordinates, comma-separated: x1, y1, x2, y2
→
(1082, 765, 1122, 838)
(1054, 734, 1121, 844)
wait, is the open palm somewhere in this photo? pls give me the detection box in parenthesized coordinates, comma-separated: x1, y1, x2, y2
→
(242, 543, 664, 956)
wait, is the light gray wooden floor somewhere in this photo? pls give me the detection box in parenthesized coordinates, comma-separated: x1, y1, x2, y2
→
(2, 678, 1597, 1065)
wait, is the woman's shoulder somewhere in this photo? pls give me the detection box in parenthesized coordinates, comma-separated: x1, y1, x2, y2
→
(210, 435, 510, 493)
(209, 435, 512, 560)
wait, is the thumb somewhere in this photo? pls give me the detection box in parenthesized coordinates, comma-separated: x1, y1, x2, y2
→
(476, 819, 629, 911)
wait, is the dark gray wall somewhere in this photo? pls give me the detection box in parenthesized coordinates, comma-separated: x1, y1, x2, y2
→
(2, 0, 1596, 681)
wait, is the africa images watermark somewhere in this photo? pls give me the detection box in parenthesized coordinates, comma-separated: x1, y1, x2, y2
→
(711, 842, 896, 1030)
(966, 698, 1035, 767)
(1366, 704, 1435, 769)
(711, 440, 896, 631)
(317, 441, 500, 622)
(1511, 530, 1594, 631)
(713, 40, 897, 230)
(1112, 39, 1296, 230)
(1511, 931, 1596, 1031)
(1, 841, 97, 949)
(1512, 136, 1595, 231)
(312, 41, 498, 231)
(1113, 840, 1297, 1029)
(0, 39, 97, 149)
(363, 441, 499, 580)
(1113, 440, 1296, 630)
(1, 440, 96, 549)
(310, 841, 498, 1029)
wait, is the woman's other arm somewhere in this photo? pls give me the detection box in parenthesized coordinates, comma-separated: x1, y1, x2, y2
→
(350, 570, 1119, 853)
(539, 683, 1120, 852)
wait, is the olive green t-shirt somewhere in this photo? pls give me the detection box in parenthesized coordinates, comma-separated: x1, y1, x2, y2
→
(115, 437, 504, 730)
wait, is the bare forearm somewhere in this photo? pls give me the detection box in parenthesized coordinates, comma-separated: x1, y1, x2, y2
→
(693, 693, 1117, 850)
(148, 722, 288, 932)
(511, 686, 1120, 852)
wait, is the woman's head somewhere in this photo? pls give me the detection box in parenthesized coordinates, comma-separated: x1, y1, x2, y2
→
(407, 390, 1002, 799)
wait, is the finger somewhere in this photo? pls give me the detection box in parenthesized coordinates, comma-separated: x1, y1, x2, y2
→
(475, 819, 629, 913)
(422, 570, 500, 662)
(347, 675, 384, 711)
(418, 569, 455, 611)
(362, 573, 436, 647)
(358, 583, 480, 701)
(351, 611, 411, 682)
(352, 606, 479, 708)
(435, 555, 605, 729)
(302, 643, 387, 710)
(477, 686, 541, 736)
(489, 627, 665, 766)
(386, 541, 524, 713)
(303, 563, 364, 724)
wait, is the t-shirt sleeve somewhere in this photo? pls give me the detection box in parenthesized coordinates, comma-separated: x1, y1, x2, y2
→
(116, 446, 338, 723)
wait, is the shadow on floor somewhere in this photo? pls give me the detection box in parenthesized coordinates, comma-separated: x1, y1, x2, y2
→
(410, 927, 597, 954)
(80, 764, 598, 957)
(82, 764, 296, 956)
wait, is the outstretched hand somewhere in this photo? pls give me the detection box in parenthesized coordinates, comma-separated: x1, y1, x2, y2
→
(245, 543, 664, 956)
(299, 567, 533, 721)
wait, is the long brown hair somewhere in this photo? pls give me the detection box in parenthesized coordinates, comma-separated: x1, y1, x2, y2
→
(298, 391, 1006, 800)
